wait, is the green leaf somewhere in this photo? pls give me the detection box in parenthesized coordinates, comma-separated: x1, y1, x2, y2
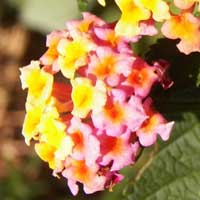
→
(77, 0, 88, 11)
(194, 2, 200, 17)
(124, 113, 200, 200)
(196, 68, 200, 87)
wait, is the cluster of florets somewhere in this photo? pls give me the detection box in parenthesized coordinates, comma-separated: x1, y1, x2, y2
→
(20, 13, 174, 195)
(98, 0, 200, 55)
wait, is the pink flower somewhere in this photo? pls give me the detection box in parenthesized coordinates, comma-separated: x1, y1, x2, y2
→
(98, 130, 140, 171)
(68, 117, 100, 166)
(161, 12, 200, 55)
(62, 159, 106, 195)
(136, 98, 174, 146)
(66, 12, 106, 37)
(92, 94, 147, 136)
(93, 26, 133, 53)
(137, 114, 174, 146)
(124, 58, 158, 98)
(87, 46, 135, 86)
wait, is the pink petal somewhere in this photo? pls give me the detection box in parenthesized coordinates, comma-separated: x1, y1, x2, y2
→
(82, 12, 106, 26)
(156, 121, 174, 141)
(137, 131, 158, 147)
(85, 133, 100, 166)
(67, 179, 79, 196)
(99, 131, 139, 171)
(139, 19, 158, 36)
(68, 117, 100, 165)
(83, 176, 106, 194)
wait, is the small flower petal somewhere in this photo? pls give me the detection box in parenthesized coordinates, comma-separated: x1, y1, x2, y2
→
(20, 61, 53, 106)
(71, 78, 106, 118)
(161, 12, 200, 54)
(115, 0, 150, 37)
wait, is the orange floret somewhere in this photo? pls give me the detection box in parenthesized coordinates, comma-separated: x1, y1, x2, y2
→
(161, 12, 200, 54)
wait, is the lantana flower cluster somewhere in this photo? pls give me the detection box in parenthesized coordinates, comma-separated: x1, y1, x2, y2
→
(97, 0, 200, 55)
(20, 13, 174, 195)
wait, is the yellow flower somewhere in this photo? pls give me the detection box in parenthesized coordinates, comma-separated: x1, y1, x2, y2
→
(115, 0, 150, 37)
(35, 137, 74, 170)
(136, 0, 170, 21)
(22, 106, 43, 145)
(35, 142, 58, 169)
(54, 136, 74, 160)
(71, 78, 107, 118)
(20, 61, 53, 108)
(38, 105, 66, 148)
(57, 38, 93, 79)
(35, 101, 74, 168)
(22, 98, 60, 146)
